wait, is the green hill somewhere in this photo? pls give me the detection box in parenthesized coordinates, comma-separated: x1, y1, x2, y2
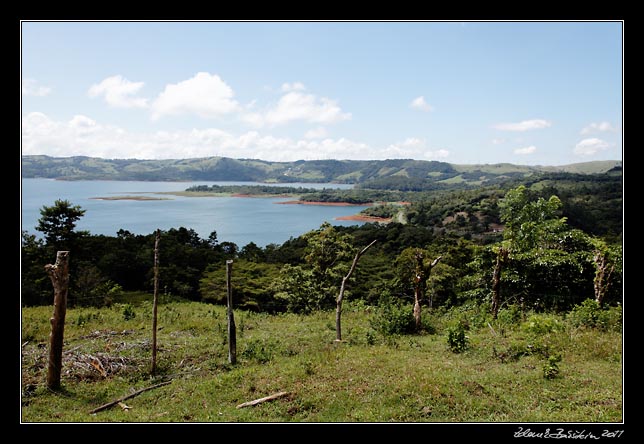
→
(21, 154, 622, 185)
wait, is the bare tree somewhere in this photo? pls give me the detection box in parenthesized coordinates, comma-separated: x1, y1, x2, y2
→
(491, 246, 508, 319)
(335, 239, 377, 341)
(411, 250, 442, 332)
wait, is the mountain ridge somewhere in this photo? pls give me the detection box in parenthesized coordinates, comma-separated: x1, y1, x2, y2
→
(21, 154, 622, 185)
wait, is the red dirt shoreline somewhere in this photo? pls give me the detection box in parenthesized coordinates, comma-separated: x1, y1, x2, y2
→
(334, 215, 392, 223)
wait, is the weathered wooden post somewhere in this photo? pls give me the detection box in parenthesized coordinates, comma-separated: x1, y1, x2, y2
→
(226, 260, 237, 364)
(45, 251, 70, 390)
(151, 229, 160, 374)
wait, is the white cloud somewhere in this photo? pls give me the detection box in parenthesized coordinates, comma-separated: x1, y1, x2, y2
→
(410, 96, 434, 112)
(267, 91, 351, 126)
(574, 138, 613, 156)
(304, 127, 328, 139)
(22, 113, 453, 162)
(385, 138, 449, 160)
(22, 78, 52, 97)
(281, 82, 306, 92)
(150, 72, 240, 120)
(514, 145, 537, 155)
(493, 119, 551, 131)
(580, 121, 618, 135)
(491, 138, 505, 145)
(246, 90, 351, 127)
(88, 75, 148, 108)
(425, 149, 450, 159)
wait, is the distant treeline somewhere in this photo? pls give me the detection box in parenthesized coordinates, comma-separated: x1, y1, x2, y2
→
(184, 184, 322, 195)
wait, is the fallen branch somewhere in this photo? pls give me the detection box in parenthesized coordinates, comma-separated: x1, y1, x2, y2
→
(89, 380, 172, 414)
(236, 391, 289, 409)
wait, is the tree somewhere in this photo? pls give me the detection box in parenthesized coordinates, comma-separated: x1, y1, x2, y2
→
(499, 185, 567, 252)
(335, 239, 376, 341)
(36, 199, 87, 251)
(275, 223, 354, 313)
(21, 230, 49, 306)
(490, 245, 509, 319)
(239, 241, 265, 262)
(395, 247, 442, 331)
(484, 184, 619, 312)
(589, 238, 622, 307)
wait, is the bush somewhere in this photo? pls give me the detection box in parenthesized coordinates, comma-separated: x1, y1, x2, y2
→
(444, 301, 491, 330)
(496, 303, 524, 327)
(446, 319, 469, 353)
(122, 303, 136, 321)
(369, 293, 416, 337)
(542, 353, 562, 379)
(521, 313, 564, 336)
(567, 299, 622, 332)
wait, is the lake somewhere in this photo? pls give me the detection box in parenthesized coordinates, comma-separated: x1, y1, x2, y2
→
(20, 179, 369, 247)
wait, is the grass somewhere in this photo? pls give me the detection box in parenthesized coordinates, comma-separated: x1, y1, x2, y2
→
(20, 299, 622, 424)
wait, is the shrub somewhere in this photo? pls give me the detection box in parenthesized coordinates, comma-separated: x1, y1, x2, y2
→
(496, 303, 524, 327)
(521, 313, 564, 336)
(542, 353, 562, 379)
(446, 319, 469, 353)
(567, 299, 622, 332)
(369, 293, 416, 337)
(241, 338, 277, 364)
(122, 303, 136, 321)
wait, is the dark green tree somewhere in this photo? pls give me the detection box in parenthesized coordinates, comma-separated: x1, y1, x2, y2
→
(36, 199, 87, 251)
(21, 230, 49, 306)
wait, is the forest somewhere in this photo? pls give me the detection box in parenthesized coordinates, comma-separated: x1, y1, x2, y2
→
(20, 168, 623, 423)
(21, 170, 623, 317)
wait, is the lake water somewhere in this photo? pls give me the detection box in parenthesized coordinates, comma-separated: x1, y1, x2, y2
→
(20, 179, 368, 247)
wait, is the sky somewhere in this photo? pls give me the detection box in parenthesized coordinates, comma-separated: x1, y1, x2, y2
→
(20, 21, 623, 165)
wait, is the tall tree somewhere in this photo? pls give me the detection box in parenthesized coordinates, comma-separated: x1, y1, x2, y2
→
(36, 199, 87, 251)
(485, 184, 620, 312)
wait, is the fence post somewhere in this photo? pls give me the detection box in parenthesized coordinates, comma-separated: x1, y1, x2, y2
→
(45, 251, 70, 390)
(226, 260, 236, 365)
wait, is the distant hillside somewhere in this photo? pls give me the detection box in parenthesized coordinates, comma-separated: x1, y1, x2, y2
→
(21, 155, 622, 185)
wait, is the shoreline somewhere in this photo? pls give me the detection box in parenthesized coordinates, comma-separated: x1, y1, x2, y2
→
(334, 214, 392, 223)
(275, 200, 373, 207)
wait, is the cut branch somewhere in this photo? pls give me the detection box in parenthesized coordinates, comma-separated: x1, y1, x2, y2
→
(89, 380, 172, 414)
(236, 391, 289, 409)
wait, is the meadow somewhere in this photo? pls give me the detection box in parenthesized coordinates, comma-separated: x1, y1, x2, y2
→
(20, 297, 622, 425)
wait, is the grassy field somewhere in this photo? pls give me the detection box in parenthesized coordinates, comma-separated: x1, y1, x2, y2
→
(20, 298, 622, 426)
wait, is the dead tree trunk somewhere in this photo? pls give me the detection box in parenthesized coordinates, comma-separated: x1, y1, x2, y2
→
(412, 252, 442, 332)
(593, 249, 614, 308)
(491, 247, 508, 320)
(335, 239, 377, 342)
(151, 229, 160, 374)
(45, 251, 70, 390)
(226, 260, 237, 364)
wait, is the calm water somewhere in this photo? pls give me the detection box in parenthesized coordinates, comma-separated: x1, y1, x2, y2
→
(20, 179, 367, 247)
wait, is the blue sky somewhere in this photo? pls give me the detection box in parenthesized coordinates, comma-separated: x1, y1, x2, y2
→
(21, 21, 623, 165)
